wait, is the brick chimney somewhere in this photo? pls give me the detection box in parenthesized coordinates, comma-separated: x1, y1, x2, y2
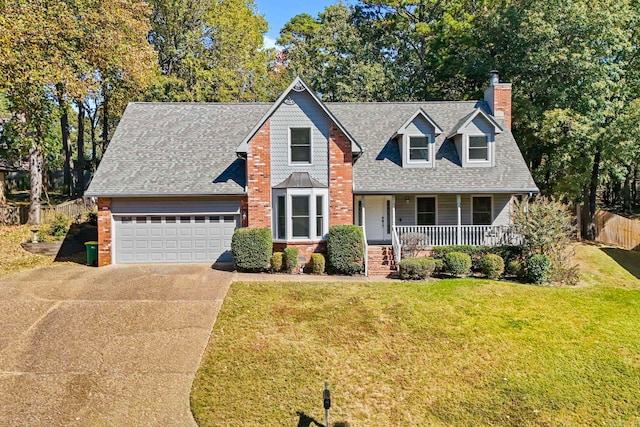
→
(483, 70, 512, 131)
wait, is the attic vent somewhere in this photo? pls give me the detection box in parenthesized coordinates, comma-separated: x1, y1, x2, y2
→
(292, 82, 305, 92)
(283, 96, 295, 105)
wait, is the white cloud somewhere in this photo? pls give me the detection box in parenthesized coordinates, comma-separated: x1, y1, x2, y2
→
(262, 35, 278, 50)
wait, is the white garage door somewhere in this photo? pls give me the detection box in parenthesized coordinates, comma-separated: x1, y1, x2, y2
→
(114, 215, 238, 264)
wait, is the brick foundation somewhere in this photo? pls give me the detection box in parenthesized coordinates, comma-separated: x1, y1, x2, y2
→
(273, 241, 327, 264)
(97, 197, 112, 266)
(247, 119, 271, 228)
(329, 122, 354, 225)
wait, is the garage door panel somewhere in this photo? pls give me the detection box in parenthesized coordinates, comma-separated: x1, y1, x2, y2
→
(115, 212, 239, 264)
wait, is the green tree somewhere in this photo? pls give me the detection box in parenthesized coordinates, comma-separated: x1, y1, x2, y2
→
(279, 3, 389, 101)
(147, 0, 273, 102)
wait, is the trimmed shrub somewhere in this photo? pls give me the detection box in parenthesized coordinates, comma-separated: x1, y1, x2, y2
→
(445, 252, 472, 276)
(398, 257, 436, 280)
(271, 252, 283, 272)
(433, 258, 445, 274)
(231, 228, 272, 272)
(526, 254, 551, 284)
(507, 259, 525, 278)
(433, 245, 524, 271)
(480, 254, 505, 280)
(308, 253, 325, 275)
(283, 247, 299, 274)
(326, 225, 364, 275)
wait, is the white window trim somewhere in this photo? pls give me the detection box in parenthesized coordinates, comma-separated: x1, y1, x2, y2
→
(288, 127, 313, 165)
(471, 195, 494, 225)
(465, 133, 493, 165)
(402, 133, 434, 168)
(273, 188, 329, 242)
(414, 195, 438, 225)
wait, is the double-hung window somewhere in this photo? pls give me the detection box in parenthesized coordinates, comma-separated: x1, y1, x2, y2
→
(408, 136, 430, 162)
(468, 135, 489, 161)
(416, 197, 436, 225)
(472, 196, 492, 225)
(291, 196, 310, 238)
(290, 128, 311, 163)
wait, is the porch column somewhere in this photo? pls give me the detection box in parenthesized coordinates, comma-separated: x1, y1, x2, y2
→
(361, 197, 366, 239)
(456, 194, 462, 244)
(391, 195, 396, 231)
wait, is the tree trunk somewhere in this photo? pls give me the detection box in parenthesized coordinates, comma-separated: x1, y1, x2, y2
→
(102, 91, 109, 153)
(76, 101, 86, 197)
(57, 85, 74, 196)
(28, 145, 43, 225)
(0, 172, 6, 205)
(585, 147, 601, 240)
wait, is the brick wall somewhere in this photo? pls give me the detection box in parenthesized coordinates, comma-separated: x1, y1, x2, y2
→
(97, 197, 112, 267)
(329, 122, 354, 225)
(246, 119, 271, 228)
(273, 241, 327, 264)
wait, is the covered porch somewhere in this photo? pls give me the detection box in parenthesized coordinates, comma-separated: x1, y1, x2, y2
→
(356, 193, 524, 266)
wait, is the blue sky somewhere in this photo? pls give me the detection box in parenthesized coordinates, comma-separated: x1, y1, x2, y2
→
(254, 0, 356, 48)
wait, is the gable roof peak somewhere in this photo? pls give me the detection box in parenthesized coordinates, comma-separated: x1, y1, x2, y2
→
(236, 76, 362, 154)
(395, 108, 443, 136)
(447, 107, 504, 138)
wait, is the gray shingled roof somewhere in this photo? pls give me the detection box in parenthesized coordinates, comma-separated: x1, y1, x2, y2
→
(326, 101, 538, 194)
(86, 102, 271, 197)
(87, 99, 538, 197)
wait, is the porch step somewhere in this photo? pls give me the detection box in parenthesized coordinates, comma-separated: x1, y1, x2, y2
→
(367, 245, 397, 276)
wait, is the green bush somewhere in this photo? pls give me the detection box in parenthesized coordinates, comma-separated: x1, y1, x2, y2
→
(271, 252, 283, 272)
(231, 228, 272, 272)
(507, 259, 525, 278)
(434, 258, 445, 273)
(308, 253, 325, 275)
(526, 254, 552, 284)
(398, 257, 436, 280)
(480, 254, 505, 279)
(326, 225, 364, 275)
(444, 252, 472, 276)
(283, 247, 299, 274)
(433, 245, 523, 271)
(45, 213, 71, 239)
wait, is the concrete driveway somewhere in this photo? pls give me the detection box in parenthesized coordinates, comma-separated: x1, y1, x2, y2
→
(0, 264, 232, 426)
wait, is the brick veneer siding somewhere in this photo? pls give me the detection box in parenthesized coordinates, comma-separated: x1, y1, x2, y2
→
(97, 197, 112, 266)
(246, 119, 271, 228)
(329, 121, 354, 225)
(273, 241, 327, 265)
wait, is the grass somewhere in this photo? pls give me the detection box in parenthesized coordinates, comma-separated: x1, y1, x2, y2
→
(0, 225, 54, 276)
(191, 244, 640, 426)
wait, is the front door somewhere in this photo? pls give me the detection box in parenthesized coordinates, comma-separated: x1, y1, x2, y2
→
(364, 196, 392, 243)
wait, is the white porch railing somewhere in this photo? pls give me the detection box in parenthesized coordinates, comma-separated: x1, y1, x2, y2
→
(395, 225, 524, 250)
(391, 227, 401, 264)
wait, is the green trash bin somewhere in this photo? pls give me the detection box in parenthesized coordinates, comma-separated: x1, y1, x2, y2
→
(85, 241, 98, 266)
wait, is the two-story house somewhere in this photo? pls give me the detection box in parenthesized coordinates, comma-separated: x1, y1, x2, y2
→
(86, 73, 538, 274)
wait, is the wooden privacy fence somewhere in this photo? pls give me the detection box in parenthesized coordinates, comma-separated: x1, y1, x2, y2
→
(0, 198, 95, 225)
(41, 198, 96, 223)
(0, 205, 29, 225)
(594, 210, 640, 250)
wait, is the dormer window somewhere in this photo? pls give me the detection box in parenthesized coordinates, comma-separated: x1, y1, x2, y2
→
(395, 109, 442, 169)
(290, 127, 312, 164)
(468, 135, 489, 161)
(409, 136, 430, 162)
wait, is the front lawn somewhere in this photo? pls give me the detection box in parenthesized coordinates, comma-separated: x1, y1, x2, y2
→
(191, 245, 640, 426)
